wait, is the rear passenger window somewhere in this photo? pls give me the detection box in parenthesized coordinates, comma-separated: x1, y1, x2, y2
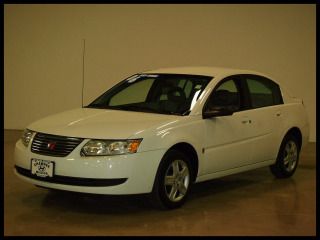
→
(246, 76, 283, 109)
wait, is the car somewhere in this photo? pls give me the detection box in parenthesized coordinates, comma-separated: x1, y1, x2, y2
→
(14, 66, 309, 209)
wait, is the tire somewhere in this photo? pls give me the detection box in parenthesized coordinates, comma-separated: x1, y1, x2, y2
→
(270, 134, 300, 178)
(150, 149, 193, 209)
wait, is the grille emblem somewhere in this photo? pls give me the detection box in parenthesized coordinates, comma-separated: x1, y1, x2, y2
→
(47, 142, 57, 150)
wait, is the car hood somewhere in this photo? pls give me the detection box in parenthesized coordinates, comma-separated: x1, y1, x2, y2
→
(28, 108, 181, 139)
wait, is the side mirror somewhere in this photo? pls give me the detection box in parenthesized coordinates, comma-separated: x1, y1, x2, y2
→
(202, 106, 234, 119)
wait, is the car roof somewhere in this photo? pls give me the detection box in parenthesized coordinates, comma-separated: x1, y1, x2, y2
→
(142, 66, 268, 79)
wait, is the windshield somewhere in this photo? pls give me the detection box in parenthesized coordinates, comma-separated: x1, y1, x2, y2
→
(87, 73, 212, 115)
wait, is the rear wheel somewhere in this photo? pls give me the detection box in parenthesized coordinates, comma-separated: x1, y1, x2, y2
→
(270, 134, 300, 178)
(151, 150, 193, 209)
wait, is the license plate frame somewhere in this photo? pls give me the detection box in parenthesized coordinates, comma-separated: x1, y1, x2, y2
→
(31, 158, 55, 178)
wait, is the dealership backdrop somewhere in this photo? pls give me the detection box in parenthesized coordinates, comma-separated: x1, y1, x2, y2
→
(4, 4, 316, 142)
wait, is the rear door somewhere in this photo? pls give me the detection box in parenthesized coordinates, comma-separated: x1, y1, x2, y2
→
(240, 74, 284, 163)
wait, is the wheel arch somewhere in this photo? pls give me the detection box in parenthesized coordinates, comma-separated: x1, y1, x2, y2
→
(167, 142, 199, 183)
(270, 126, 302, 178)
(283, 127, 302, 151)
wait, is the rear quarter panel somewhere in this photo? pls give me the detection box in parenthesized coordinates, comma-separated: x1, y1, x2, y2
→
(277, 101, 309, 150)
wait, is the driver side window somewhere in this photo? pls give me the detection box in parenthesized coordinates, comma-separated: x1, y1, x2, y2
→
(206, 79, 240, 112)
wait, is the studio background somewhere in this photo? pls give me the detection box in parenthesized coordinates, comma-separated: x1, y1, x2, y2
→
(4, 4, 316, 142)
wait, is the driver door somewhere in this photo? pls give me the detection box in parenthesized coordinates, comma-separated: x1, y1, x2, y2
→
(203, 77, 253, 174)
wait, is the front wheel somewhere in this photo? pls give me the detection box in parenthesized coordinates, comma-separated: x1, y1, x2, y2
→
(270, 134, 300, 178)
(151, 150, 193, 209)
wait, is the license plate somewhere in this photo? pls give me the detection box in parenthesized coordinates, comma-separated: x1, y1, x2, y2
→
(31, 159, 54, 178)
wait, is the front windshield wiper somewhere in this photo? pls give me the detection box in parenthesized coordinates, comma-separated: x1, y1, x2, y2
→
(116, 105, 162, 113)
(85, 103, 107, 109)
(85, 104, 123, 110)
(181, 110, 191, 116)
(86, 104, 183, 116)
(113, 105, 182, 116)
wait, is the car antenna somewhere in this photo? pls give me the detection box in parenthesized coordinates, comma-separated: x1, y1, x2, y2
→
(81, 38, 86, 108)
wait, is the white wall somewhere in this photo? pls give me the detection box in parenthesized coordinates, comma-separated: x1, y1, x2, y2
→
(4, 4, 316, 141)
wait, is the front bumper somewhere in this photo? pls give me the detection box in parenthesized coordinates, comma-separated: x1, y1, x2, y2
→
(14, 140, 166, 195)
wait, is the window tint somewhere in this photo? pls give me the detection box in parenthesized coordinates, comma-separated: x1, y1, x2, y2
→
(88, 74, 212, 115)
(158, 78, 194, 100)
(245, 76, 283, 108)
(217, 80, 238, 92)
(109, 78, 154, 106)
(184, 80, 193, 98)
(206, 79, 240, 112)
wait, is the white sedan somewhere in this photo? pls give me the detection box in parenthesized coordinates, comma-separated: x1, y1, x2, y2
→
(14, 67, 309, 209)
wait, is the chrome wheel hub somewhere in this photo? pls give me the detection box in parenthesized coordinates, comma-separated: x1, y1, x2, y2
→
(164, 159, 190, 202)
(283, 140, 298, 172)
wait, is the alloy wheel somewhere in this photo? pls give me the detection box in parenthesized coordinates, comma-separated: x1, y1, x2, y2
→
(283, 140, 298, 172)
(164, 159, 190, 202)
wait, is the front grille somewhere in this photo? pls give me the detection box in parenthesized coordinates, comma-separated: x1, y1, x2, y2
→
(31, 132, 83, 157)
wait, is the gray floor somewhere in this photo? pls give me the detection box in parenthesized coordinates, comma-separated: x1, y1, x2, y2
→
(4, 130, 316, 236)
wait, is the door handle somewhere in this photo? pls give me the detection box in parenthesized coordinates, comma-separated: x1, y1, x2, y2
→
(242, 119, 252, 124)
(276, 112, 281, 117)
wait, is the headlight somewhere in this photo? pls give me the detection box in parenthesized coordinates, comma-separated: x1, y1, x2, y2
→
(81, 139, 142, 156)
(21, 129, 34, 147)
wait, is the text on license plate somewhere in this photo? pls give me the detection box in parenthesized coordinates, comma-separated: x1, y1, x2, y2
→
(31, 158, 54, 178)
